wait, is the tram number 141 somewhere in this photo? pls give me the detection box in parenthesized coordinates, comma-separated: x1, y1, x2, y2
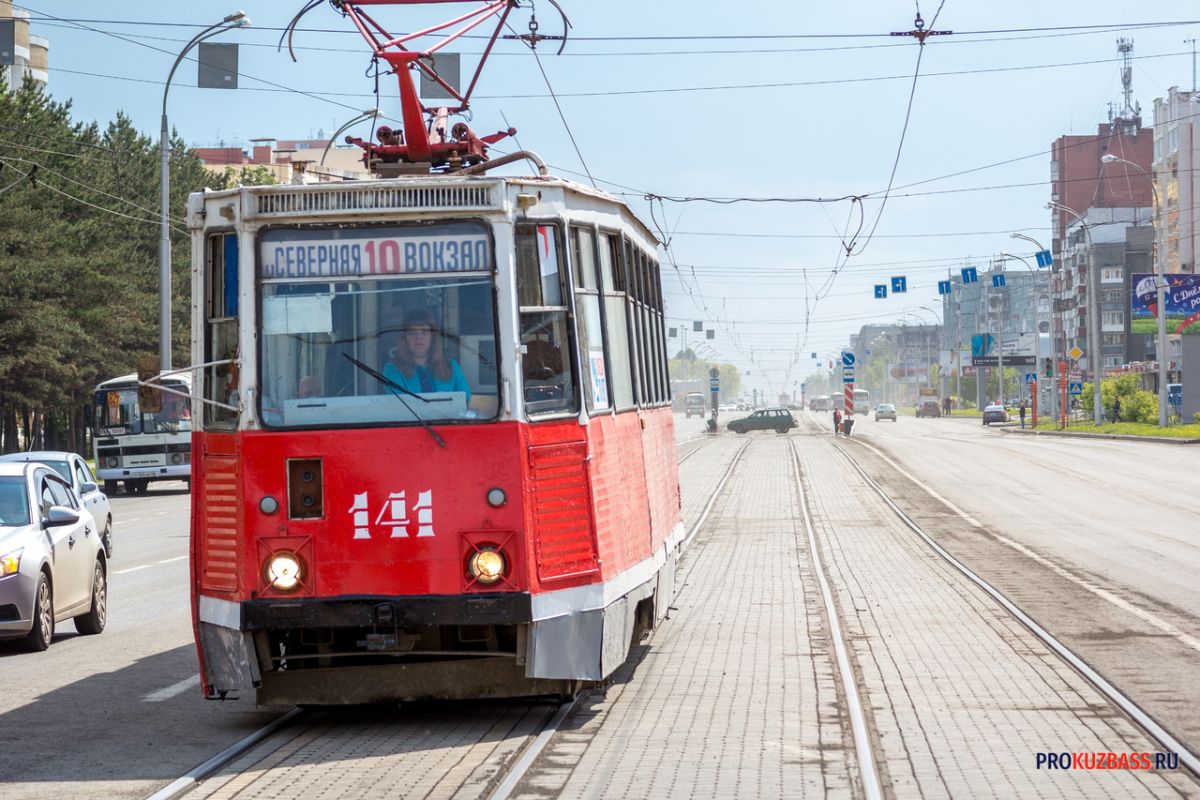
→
(349, 489, 435, 540)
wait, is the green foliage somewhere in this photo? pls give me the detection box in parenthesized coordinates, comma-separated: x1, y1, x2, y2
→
(1080, 374, 1158, 423)
(0, 79, 223, 451)
(669, 350, 741, 401)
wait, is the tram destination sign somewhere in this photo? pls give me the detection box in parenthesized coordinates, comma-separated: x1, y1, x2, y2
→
(260, 226, 493, 279)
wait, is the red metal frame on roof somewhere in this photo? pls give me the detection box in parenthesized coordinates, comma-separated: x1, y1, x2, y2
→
(337, 0, 517, 169)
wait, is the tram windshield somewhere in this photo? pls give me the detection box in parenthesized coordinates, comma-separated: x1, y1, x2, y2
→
(258, 222, 499, 428)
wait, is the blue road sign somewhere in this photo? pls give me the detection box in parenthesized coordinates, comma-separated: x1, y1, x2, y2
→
(710, 377, 720, 391)
(961, 266, 978, 284)
(891, 275, 907, 294)
(1069, 382, 1083, 396)
(937, 280, 951, 295)
(992, 273, 1006, 287)
(811, 352, 817, 359)
(874, 284, 887, 299)
(1024, 373, 1036, 385)
(1035, 250, 1053, 268)
(841, 351, 855, 367)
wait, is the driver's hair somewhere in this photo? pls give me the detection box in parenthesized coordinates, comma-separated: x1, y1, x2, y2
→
(387, 307, 453, 382)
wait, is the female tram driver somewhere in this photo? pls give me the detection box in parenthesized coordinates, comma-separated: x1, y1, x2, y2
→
(383, 308, 471, 401)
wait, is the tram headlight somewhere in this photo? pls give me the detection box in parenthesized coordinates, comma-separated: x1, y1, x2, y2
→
(264, 552, 303, 591)
(467, 546, 506, 585)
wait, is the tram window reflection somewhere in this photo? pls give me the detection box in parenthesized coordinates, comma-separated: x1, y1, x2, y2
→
(259, 274, 499, 428)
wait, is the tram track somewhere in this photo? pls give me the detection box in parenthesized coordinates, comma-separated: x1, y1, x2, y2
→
(145, 433, 748, 800)
(794, 412, 1200, 780)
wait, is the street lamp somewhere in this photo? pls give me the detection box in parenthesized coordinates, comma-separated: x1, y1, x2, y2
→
(1101, 153, 1168, 427)
(160, 11, 250, 371)
(321, 107, 381, 167)
(1047, 201, 1104, 426)
(999, 251, 1046, 413)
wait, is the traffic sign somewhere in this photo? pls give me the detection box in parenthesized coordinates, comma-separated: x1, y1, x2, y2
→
(1069, 382, 1083, 396)
(992, 273, 1006, 287)
(891, 275, 907, 294)
(874, 284, 887, 299)
(841, 352, 855, 367)
(961, 266, 979, 284)
(843, 374, 855, 384)
(1035, 250, 1053, 268)
(1024, 373, 1036, 386)
(710, 377, 720, 391)
(937, 280, 951, 295)
(1069, 346, 1083, 360)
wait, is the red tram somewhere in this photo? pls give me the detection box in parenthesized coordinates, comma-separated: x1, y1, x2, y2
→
(188, 1, 681, 705)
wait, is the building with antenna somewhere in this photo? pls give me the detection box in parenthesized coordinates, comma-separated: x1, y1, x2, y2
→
(1048, 38, 1154, 380)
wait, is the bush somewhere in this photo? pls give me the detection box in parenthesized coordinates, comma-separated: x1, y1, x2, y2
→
(1081, 374, 1156, 423)
(1194, 412, 1200, 424)
(1122, 390, 1159, 424)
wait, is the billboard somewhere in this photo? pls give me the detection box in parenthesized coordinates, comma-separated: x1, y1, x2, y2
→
(939, 348, 972, 375)
(971, 332, 1036, 366)
(1130, 273, 1200, 335)
(887, 362, 926, 384)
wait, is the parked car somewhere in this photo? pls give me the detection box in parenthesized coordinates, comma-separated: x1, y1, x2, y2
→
(915, 400, 942, 418)
(727, 408, 797, 434)
(0, 461, 108, 651)
(874, 403, 898, 422)
(0, 451, 113, 558)
(982, 404, 1010, 425)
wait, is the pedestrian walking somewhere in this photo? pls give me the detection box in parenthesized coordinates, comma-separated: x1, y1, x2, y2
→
(832, 408, 842, 435)
(1018, 400, 1027, 429)
(1112, 396, 1122, 423)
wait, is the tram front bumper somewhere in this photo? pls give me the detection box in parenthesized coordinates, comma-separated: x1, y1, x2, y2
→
(239, 592, 533, 629)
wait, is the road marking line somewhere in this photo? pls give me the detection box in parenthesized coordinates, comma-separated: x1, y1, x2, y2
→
(112, 564, 152, 575)
(123, 517, 141, 523)
(143, 675, 199, 702)
(852, 438, 1200, 656)
(156, 556, 187, 566)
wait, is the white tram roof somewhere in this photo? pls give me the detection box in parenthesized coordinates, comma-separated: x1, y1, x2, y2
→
(96, 372, 193, 390)
(188, 174, 659, 249)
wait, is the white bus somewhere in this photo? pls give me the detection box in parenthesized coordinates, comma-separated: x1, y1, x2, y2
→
(92, 372, 192, 494)
(853, 388, 870, 412)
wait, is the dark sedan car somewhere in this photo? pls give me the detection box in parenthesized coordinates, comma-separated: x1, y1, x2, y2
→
(727, 408, 797, 434)
(982, 404, 1010, 425)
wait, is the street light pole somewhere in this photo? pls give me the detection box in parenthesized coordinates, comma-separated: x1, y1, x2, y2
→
(160, 11, 249, 371)
(1048, 201, 1104, 426)
(1101, 154, 1167, 427)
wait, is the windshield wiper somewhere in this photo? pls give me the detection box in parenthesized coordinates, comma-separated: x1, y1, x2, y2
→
(341, 354, 446, 449)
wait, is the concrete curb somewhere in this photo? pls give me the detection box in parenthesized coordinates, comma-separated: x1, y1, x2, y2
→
(999, 427, 1200, 445)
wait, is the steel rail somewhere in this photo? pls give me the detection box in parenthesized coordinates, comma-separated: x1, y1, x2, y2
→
(145, 707, 305, 800)
(836, 436, 1200, 778)
(789, 437, 884, 800)
(486, 699, 578, 800)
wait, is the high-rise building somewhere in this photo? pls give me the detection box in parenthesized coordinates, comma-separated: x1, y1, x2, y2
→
(1152, 86, 1200, 274)
(1, 1, 49, 91)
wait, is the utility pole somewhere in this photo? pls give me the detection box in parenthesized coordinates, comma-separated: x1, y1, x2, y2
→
(1188, 38, 1197, 92)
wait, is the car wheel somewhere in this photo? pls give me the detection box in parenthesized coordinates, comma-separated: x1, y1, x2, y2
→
(75, 561, 107, 635)
(102, 517, 113, 560)
(775, 426, 788, 434)
(23, 573, 53, 652)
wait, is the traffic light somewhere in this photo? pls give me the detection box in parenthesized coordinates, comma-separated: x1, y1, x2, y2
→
(1043, 357, 1053, 379)
(137, 355, 162, 414)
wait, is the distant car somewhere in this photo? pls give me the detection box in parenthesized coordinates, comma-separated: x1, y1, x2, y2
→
(727, 408, 797, 434)
(915, 400, 942, 418)
(874, 403, 898, 422)
(982, 404, 1010, 425)
(0, 451, 113, 558)
(0, 461, 108, 651)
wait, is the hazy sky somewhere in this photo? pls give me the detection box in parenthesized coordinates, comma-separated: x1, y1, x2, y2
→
(17, 1, 1200, 398)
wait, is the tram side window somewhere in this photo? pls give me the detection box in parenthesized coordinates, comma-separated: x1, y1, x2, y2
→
(205, 232, 239, 429)
(515, 224, 578, 416)
(571, 226, 610, 412)
(600, 233, 634, 409)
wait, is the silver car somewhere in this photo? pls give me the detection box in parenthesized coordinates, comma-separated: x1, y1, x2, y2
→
(874, 403, 898, 421)
(0, 451, 113, 558)
(0, 461, 108, 651)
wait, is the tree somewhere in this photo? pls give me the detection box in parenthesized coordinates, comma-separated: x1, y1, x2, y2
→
(0, 78, 248, 453)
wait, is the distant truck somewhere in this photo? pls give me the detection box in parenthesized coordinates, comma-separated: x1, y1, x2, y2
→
(685, 392, 707, 418)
